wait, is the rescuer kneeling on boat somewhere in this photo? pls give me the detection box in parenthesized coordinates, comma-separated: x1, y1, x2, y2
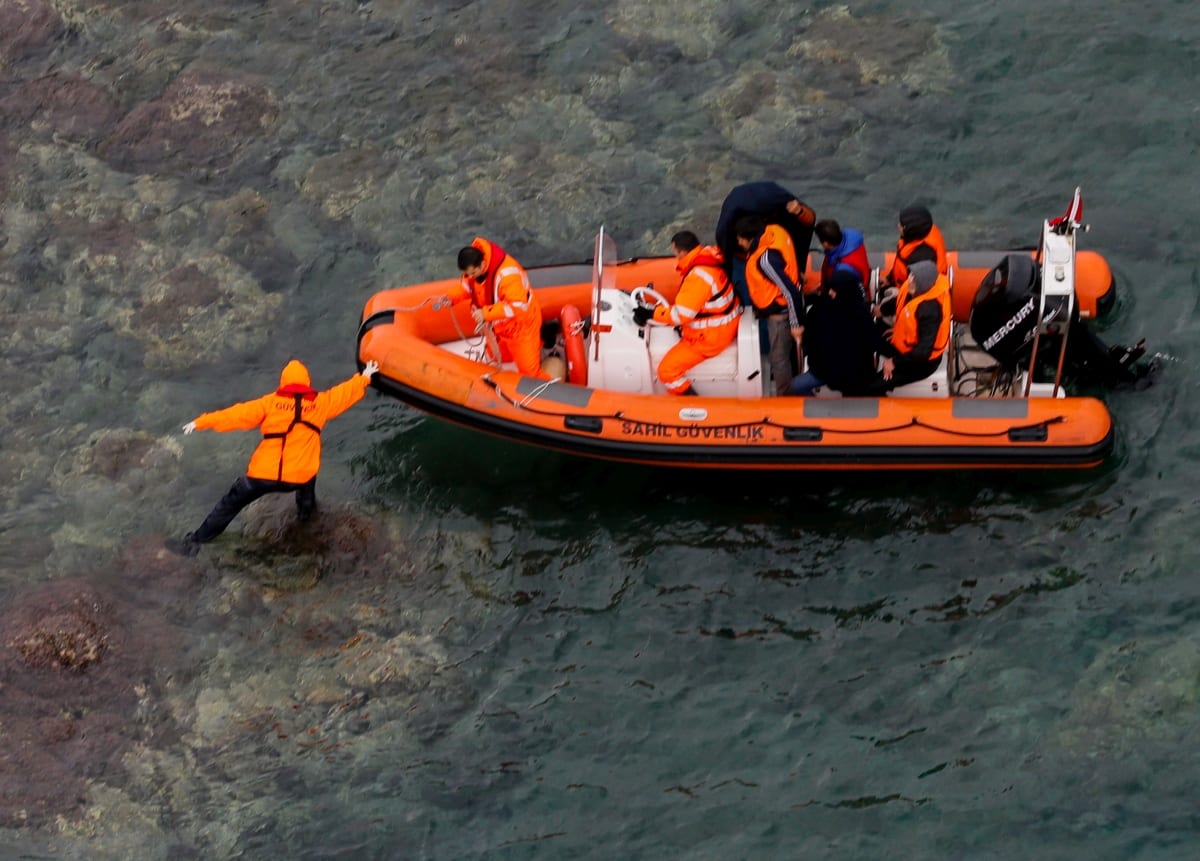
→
(451, 237, 550, 380)
(872, 260, 951, 392)
(632, 230, 740, 396)
(165, 359, 378, 557)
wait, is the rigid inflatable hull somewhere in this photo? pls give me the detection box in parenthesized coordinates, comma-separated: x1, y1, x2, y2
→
(358, 253, 1115, 471)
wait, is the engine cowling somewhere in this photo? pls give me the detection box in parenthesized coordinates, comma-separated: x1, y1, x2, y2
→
(969, 254, 1043, 365)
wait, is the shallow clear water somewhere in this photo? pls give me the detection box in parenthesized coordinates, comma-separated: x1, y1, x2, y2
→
(2, 1, 1199, 858)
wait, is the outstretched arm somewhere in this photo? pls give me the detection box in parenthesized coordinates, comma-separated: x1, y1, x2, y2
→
(192, 398, 269, 433)
(316, 372, 372, 422)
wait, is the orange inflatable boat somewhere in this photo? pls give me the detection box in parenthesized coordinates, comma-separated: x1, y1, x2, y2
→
(357, 193, 1129, 470)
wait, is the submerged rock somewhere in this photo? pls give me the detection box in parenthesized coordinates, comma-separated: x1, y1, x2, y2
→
(609, 0, 734, 61)
(111, 251, 283, 369)
(100, 68, 280, 176)
(209, 496, 408, 593)
(0, 573, 181, 827)
(10, 598, 108, 672)
(300, 146, 398, 222)
(1055, 637, 1200, 757)
(204, 188, 299, 293)
(51, 427, 183, 498)
(0, 73, 123, 145)
(0, 130, 13, 201)
(41, 428, 185, 569)
(0, 0, 66, 70)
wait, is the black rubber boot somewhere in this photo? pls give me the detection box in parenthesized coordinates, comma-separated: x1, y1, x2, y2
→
(165, 533, 201, 557)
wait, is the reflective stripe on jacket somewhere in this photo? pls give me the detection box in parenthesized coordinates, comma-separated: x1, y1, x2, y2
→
(451, 236, 541, 339)
(654, 245, 740, 335)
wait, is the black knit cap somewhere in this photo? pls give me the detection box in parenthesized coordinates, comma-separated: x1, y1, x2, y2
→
(898, 205, 933, 242)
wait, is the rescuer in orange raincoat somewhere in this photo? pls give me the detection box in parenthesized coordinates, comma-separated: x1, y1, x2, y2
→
(451, 237, 549, 380)
(632, 231, 740, 395)
(164, 359, 377, 557)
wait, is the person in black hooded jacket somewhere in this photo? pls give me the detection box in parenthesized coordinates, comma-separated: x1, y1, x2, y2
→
(715, 183, 816, 355)
(790, 269, 882, 396)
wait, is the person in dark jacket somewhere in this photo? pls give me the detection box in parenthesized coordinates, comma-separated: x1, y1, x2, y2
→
(715, 182, 815, 267)
(715, 182, 815, 349)
(871, 260, 951, 392)
(790, 269, 881, 396)
(881, 205, 947, 289)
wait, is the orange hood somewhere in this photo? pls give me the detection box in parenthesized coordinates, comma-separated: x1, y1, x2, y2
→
(276, 359, 317, 398)
(677, 244, 725, 276)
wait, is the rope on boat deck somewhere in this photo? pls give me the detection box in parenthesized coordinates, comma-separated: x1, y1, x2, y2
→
(516, 378, 561, 408)
(395, 294, 502, 369)
(388, 295, 449, 313)
(481, 377, 1069, 440)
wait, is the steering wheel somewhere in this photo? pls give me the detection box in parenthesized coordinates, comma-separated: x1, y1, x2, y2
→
(630, 284, 669, 309)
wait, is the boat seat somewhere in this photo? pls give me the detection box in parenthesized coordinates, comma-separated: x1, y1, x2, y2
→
(887, 347, 951, 398)
(807, 358, 952, 399)
(646, 322, 737, 377)
(645, 310, 763, 398)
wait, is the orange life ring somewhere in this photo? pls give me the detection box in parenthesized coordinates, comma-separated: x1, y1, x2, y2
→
(559, 304, 588, 386)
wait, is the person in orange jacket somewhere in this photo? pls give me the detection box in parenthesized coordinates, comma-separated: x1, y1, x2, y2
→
(734, 214, 806, 395)
(881, 205, 948, 290)
(451, 237, 549, 380)
(632, 230, 740, 395)
(164, 358, 378, 557)
(872, 260, 951, 392)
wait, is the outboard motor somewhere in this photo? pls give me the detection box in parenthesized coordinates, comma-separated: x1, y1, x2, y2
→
(969, 254, 1045, 368)
(969, 191, 1152, 389)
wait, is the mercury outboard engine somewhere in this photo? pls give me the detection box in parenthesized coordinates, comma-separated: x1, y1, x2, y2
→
(969, 190, 1152, 389)
(969, 253, 1044, 367)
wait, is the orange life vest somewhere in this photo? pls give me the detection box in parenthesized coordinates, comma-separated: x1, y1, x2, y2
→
(453, 236, 542, 339)
(890, 274, 952, 360)
(887, 224, 948, 286)
(744, 224, 800, 315)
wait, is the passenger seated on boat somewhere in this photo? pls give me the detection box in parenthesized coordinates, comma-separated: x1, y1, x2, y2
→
(632, 231, 740, 396)
(450, 237, 550, 380)
(814, 219, 872, 302)
(869, 260, 951, 394)
(790, 269, 881, 397)
(734, 215, 806, 396)
(878, 206, 948, 317)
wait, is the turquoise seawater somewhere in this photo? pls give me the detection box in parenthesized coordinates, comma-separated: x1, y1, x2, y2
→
(2, 1, 1199, 858)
